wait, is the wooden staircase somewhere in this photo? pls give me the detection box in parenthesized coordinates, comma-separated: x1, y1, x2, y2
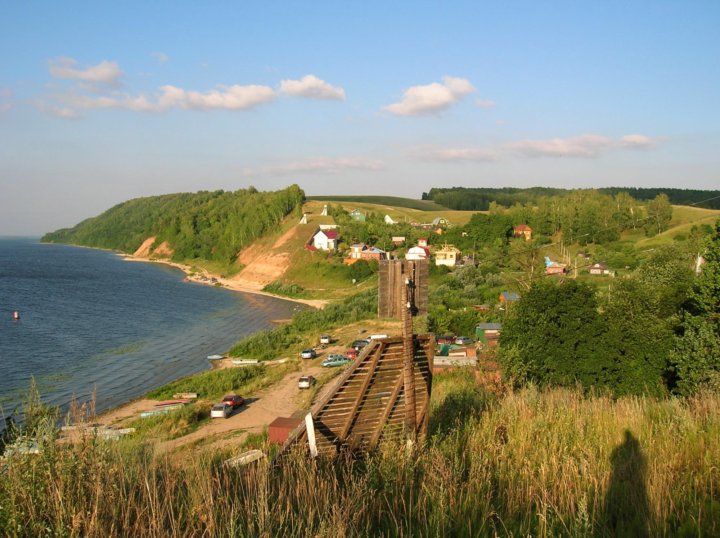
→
(280, 334, 434, 456)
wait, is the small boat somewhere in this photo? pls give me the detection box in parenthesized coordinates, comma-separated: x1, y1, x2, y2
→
(140, 404, 184, 418)
(172, 392, 198, 400)
(207, 354, 224, 360)
(12, 311, 20, 320)
(231, 358, 259, 365)
(154, 399, 192, 407)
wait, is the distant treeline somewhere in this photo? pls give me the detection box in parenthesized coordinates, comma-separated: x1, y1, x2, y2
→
(423, 187, 720, 210)
(42, 185, 305, 264)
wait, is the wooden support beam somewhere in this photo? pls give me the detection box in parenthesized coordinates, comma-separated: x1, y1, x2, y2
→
(337, 342, 385, 445)
(369, 370, 405, 447)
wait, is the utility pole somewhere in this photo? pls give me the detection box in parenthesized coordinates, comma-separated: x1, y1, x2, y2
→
(401, 261, 417, 438)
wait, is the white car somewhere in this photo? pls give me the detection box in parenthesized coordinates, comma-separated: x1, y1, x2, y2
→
(298, 375, 317, 389)
(320, 335, 331, 345)
(210, 403, 232, 419)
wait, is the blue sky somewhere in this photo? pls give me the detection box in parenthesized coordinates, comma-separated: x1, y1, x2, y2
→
(1, 1, 718, 235)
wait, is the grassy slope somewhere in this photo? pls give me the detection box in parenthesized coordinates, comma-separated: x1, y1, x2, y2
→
(4, 377, 718, 536)
(635, 204, 720, 247)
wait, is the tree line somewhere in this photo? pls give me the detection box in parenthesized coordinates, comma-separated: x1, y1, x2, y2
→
(42, 185, 305, 266)
(424, 186, 720, 210)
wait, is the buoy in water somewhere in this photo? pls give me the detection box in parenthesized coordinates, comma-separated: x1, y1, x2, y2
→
(12, 311, 20, 320)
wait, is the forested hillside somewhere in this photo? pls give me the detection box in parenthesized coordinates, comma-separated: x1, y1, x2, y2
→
(42, 185, 305, 264)
(424, 186, 720, 210)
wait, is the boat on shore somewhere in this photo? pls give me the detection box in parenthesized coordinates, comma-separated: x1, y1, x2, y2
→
(207, 354, 224, 360)
(140, 404, 185, 418)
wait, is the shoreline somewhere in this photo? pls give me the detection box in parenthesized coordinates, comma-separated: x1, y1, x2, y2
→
(120, 254, 329, 309)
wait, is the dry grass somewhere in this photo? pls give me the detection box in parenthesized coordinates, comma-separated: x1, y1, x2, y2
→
(2, 374, 718, 536)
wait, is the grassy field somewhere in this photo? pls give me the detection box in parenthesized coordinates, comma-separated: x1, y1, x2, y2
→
(635, 204, 720, 248)
(305, 199, 480, 227)
(307, 195, 448, 211)
(3, 374, 718, 536)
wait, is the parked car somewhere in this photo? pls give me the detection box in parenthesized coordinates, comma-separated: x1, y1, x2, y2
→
(210, 403, 232, 419)
(298, 375, 317, 389)
(322, 354, 351, 368)
(351, 339, 370, 351)
(345, 348, 358, 360)
(319, 335, 331, 345)
(222, 394, 245, 409)
(300, 349, 317, 359)
(455, 336, 473, 345)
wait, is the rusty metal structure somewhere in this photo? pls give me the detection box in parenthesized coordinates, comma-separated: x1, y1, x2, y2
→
(279, 259, 433, 456)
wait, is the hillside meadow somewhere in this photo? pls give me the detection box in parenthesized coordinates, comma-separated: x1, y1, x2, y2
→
(1, 372, 718, 537)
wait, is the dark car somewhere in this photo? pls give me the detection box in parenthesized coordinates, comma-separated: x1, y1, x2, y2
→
(222, 394, 245, 409)
(300, 349, 317, 359)
(351, 339, 370, 351)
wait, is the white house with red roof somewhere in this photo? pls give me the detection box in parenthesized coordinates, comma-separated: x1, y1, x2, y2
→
(406, 245, 431, 260)
(308, 229, 338, 251)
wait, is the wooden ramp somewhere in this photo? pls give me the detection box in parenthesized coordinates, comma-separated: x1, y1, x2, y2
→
(280, 335, 434, 456)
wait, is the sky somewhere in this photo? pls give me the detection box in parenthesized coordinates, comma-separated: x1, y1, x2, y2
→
(1, 1, 719, 235)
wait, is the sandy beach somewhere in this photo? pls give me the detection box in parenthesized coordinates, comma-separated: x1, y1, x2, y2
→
(121, 254, 329, 309)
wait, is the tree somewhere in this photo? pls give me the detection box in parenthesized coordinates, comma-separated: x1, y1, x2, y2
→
(644, 193, 673, 236)
(672, 220, 720, 393)
(499, 280, 610, 388)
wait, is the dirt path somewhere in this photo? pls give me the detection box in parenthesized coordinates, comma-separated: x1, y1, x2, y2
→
(161, 365, 337, 452)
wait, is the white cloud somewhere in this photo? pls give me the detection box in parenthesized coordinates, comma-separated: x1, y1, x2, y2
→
(419, 147, 501, 162)
(476, 99, 496, 109)
(244, 157, 385, 177)
(156, 84, 275, 110)
(421, 134, 658, 162)
(0, 88, 12, 113)
(280, 75, 345, 100)
(383, 76, 475, 116)
(619, 134, 655, 148)
(35, 100, 81, 119)
(151, 52, 169, 63)
(506, 134, 615, 158)
(49, 57, 123, 87)
(52, 83, 276, 113)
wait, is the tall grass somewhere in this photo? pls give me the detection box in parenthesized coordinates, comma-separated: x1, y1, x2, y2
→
(2, 375, 718, 536)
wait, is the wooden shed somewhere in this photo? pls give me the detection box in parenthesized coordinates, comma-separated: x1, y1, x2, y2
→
(268, 417, 303, 444)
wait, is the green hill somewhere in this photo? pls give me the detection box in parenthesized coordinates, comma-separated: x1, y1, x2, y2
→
(42, 185, 305, 267)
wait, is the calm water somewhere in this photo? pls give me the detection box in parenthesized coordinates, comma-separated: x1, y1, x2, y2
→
(0, 238, 302, 418)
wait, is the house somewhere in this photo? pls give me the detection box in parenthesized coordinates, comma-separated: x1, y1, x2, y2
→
(349, 209, 366, 222)
(418, 238, 428, 247)
(513, 224, 533, 241)
(544, 256, 567, 275)
(406, 245, 431, 260)
(432, 217, 451, 228)
(499, 291, 520, 304)
(320, 204, 328, 216)
(308, 229, 338, 251)
(391, 236, 406, 246)
(433, 347, 477, 373)
(434, 244, 461, 267)
(384, 215, 396, 225)
(476, 323, 502, 345)
(589, 263, 612, 276)
(344, 243, 386, 264)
